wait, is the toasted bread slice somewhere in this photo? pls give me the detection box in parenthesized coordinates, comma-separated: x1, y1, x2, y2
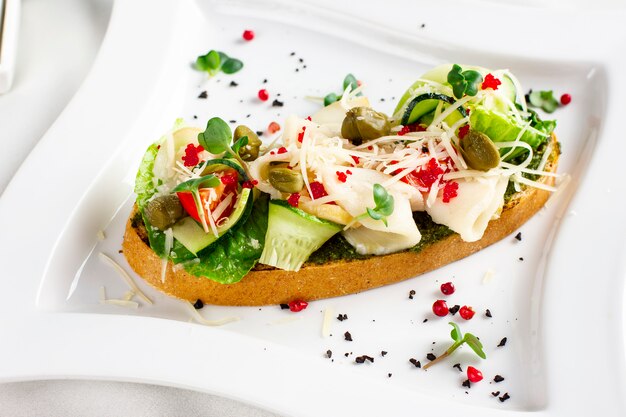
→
(122, 135, 559, 306)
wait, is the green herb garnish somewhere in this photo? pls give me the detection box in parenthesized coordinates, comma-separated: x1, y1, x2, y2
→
(345, 184, 394, 229)
(323, 73, 360, 106)
(195, 50, 244, 77)
(527, 90, 559, 113)
(197, 117, 251, 177)
(171, 175, 221, 232)
(423, 322, 486, 369)
(447, 64, 483, 99)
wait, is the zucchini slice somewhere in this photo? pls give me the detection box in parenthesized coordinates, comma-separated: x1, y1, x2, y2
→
(401, 93, 467, 126)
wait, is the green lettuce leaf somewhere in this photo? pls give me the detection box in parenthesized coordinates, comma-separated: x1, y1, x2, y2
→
(135, 143, 160, 210)
(470, 107, 555, 160)
(184, 194, 269, 284)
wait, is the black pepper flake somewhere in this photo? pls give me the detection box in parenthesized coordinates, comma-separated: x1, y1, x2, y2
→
(280, 304, 289, 310)
(303, 65, 307, 69)
(426, 353, 436, 361)
(295, 68, 299, 72)
(381, 351, 387, 357)
(118, 249, 123, 254)
(499, 393, 511, 402)
(256, 131, 264, 137)
(355, 355, 374, 364)
(262, 78, 268, 84)
(193, 299, 204, 309)
(344, 352, 350, 357)
(453, 363, 462, 372)
(198, 91, 208, 99)
(193, 115, 198, 119)
(379, 98, 385, 102)
(515, 232, 522, 241)
(388, 373, 392, 378)
(421, 145, 429, 153)
(486, 309, 492, 318)
(246, 114, 251, 118)
(462, 379, 471, 388)
(337, 313, 348, 321)
(344, 331, 353, 341)
(519, 257, 524, 261)
(229, 120, 237, 124)
(409, 290, 416, 299)
(420, 23, 426, 28)
(229, 81, 238, 87)
(409, 358, 421, 368)
(290, 52, 295, 56)
(326, 350, 332, 359)
(422, 318, 428, 323)
(449, 305, 461, 315)
(272, 99, 284, 107)
(497, 337, 508, 347)
(298, 58, 304, 63)
(494, 375, 505, 383)
(492, 391, 500, 397)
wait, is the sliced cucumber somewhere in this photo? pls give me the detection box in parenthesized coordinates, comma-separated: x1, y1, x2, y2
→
(259, 200, 341, 271)
(199, 158, 248, 181)
(172, 188, 252, 254)
(401, 93, 467, 126)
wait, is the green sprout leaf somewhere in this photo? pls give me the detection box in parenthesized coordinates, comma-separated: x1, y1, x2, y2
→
(343, 73, 359, 92)
(527, 90, 559, 113)
(447, 64, 484, 99)
(422, 322, 486, 369)
(324, 93, 339, 107)
(195, 50, 244, 77)
(198, 117, 233, 154)
(221, 58, 244, 74)
(362, 184, 394, 227)
(171, 175, 220, 194)
(232, 135, 249, 155)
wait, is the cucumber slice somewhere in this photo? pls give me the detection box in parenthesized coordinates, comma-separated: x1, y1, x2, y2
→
(401, 93, 467, 126)
(172, 188, 252, 254)
(259, 200, 341, 271)
(199, 158, 248, 181)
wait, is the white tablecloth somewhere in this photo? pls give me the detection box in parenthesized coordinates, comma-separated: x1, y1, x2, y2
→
(0, 1, 279, 415)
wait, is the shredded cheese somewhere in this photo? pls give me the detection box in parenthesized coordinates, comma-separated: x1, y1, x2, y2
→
(322, 307, 334, 338)
(185, 302, 239, 326)
(98, 252, 153, 305)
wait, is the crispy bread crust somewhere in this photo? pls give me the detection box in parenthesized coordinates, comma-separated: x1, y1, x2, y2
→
(122, 136, 559, 306)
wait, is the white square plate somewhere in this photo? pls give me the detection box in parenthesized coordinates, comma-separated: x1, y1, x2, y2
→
(1, 1, 625, 415)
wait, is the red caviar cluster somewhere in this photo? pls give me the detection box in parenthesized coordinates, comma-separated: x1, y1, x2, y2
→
(182, 144, 204, 167)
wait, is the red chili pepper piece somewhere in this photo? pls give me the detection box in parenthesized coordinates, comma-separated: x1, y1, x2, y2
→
(440, 282, 455, 295)
(258, 89, 269, 101)
(336, 171, 348, 183)
(467, 366, 483, 383)
(458, 125, 470, 140)
(182, 144, 204, 167)
(459, 305, 475, 320)
(297, 126, 307, 143)
(560, 93, 572, 105)
(309, 181, 328, 199)
(288, 299, 308, 312)
(442, 181, 459, 203)
(432, 300, 449, 317)
(481, 73, 501, 90)
(242, 30, 254, 41)
(287, 193, 300, 207)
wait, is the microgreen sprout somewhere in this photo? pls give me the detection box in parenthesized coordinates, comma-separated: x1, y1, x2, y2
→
(197, 117, 252, 178)
(526, 89, 559, 113)
(422, 322, 486, 370)
(195, 50, 244, 77)
(344, 184, 394, 230)
(323, 73, 360, 106)
(447, 64, 483, 99)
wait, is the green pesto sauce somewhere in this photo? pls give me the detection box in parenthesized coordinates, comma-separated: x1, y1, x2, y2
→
(308, 137, 558, 265)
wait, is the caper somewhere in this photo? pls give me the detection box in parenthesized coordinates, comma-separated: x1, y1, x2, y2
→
(460, 130, 501, 171)
(341, 107, 391, 145)
(144, 194, 185, 230)
(234, 125, 262, 161)
(268, 167, 304, 193)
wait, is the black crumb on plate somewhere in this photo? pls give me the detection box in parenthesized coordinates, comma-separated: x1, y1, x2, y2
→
(381, 351, 388, 357)
(355, 355, 374, 364)
(497, 337, 508, 347)
(326, 350, 332, 359)
(426, 353, 436, 361)
(256, 131, 264, 137)
(279, 304, 289, 310)
(198, 91, 208, 99)
(485, 309, 492, 318)
(337, 313, 348, 321)
(462, 379, 471, 388)
(492, 391, 500, 397)
(272, 99, 284, 107)
(449, 305, 460, 315)
(229, 81, 238, 87)
(409, 290, 416, 299)
(423, 318, 428, 323)
(518, 257, 524, 261)
(409, 358, 421, 368)
(344, 331, 353, 341)
(193, 299, 204, 309)
(453, 363, 462, 372)
(499, 393, 511, 402)
(515, 232, 522, 241)
(494, 375, 505, 383)
(388, 373, 392, 378)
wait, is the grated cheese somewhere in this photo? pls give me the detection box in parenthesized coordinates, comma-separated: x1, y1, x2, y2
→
(98, 252, 153, 305)
(322, 307, 334, 338)
(482, 268, 495, 284)
(185, 302, 239, 326)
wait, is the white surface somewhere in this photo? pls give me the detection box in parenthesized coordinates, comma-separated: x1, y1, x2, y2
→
(0, 0, 20, 93)
(1, 0, 626, 416)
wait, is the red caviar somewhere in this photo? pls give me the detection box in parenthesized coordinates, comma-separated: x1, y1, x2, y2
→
(297, 126, 307, 143)
(336, 171, 348, 183)
(258, 89, 269, 101)
(397, 125, 411, 136)
(560, 93, 571, 105)
(351, 155, 360, 165)
(288, 300, 308, 312)
(277, 146, 288, 154)
(242, 30, 254, 41)
(287, 193, 301, 207)
(442, 181, 459, 203)
(309, 181, 328, 199)
(415, 158, 444, 189)
(182, 144, 204, 167)
(268, 121, 280, 134)
(481, 73, 501, 90)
